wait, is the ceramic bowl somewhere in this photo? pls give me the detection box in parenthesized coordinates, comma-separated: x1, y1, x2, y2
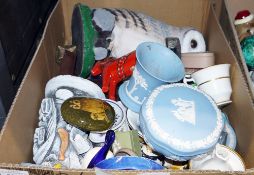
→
(95, 156, 164, 170)
(190, 144, 245, 171)
(192, 64, 232, 105)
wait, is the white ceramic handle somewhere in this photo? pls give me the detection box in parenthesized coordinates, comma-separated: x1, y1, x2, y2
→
(215, 145, 229, 161)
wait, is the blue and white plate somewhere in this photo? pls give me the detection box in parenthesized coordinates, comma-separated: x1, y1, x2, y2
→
(140, 83, 224, 160)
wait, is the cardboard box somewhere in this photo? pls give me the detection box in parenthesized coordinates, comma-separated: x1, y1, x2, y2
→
(1, 0, 254, 174)
(219, 0, 254, 101)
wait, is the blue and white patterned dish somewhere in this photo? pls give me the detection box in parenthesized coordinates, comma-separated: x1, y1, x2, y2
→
(119, 42, 185, 112)
(140, 83, 224, 160)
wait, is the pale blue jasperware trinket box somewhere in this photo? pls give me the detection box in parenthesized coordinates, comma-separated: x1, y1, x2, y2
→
(140, 83, 224, 161)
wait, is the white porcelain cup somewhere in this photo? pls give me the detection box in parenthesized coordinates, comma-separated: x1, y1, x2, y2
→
(192, 64, 232, 105)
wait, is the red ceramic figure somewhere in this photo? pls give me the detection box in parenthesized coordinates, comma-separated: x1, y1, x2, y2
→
(91, 52, 136, 100)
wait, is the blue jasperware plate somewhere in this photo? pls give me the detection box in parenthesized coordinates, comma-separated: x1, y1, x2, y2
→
(140, 83, 224, 160)
(95, 156, 164, 170)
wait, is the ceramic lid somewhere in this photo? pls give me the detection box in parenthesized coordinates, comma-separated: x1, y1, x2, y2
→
(140, 83, 224, 159)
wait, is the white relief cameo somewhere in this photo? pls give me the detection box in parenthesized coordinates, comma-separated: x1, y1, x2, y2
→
(171, 98, 196, 125)
(127, 67, 148, 104)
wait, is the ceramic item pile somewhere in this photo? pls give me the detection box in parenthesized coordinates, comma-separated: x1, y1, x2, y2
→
(234, 10, 254, 85)
(31, 3, 245, 171)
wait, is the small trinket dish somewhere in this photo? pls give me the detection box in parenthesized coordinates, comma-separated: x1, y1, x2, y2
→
(190, 144, 245, 171)
(61, 97, 115, 132)
(140, 83, 224, 160)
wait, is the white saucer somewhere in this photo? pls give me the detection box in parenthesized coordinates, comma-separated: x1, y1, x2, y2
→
(104, 100, 126, 131)
(190, 144, 245, 171)
(126, 109, 143, 137)
(45, 75, 105, 99)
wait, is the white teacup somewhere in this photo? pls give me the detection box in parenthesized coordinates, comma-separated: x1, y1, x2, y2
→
(192, 64, 232, 105)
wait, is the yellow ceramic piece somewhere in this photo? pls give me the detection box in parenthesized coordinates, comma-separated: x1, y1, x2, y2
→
(54, 163, 62, 169)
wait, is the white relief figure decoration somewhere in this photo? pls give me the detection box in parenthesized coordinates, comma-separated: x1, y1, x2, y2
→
(127, 67, 148, 104)
(171, 98, 196, 125)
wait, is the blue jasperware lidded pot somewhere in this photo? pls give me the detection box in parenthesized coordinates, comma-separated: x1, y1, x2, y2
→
(140, 83, 224, 161)
(118, 42, 185, 113)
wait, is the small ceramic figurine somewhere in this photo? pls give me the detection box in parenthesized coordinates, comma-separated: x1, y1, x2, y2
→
(234, 10, 254, 70)
(234, 10, 254, 42)
(91, 52, 136, 100)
